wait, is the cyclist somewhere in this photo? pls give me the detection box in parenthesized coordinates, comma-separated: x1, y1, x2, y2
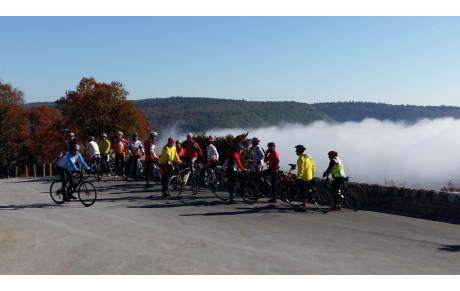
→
(200, 136, 219, 182)
(251, 137, 265, 172)
(176, 140, 186, 159)
(159, 137, 182, 198)
(98, 133, 111, 175)
(294, 144, 315, 212)
(57, 144, 90, 201)
(64, 132, 78, 153)
(226, 143, 246, 205)
(126, 133, 144, 181)
(322, 150, 347, 210)
(144, 131, 159, 188)
(112, 131, 129, 178)
(263, 141, 280, 203)
(184, 133, 203, 165)
(83, 136, 101, 169)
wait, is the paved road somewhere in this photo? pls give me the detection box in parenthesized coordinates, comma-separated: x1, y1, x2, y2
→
(0, 177, 459, 275)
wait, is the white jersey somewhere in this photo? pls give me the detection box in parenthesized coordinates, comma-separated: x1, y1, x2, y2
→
(85, 141, 100, 158)
(206, 144, 219, 161)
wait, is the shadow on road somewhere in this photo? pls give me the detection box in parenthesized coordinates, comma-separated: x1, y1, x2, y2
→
(438, 245, 460, 252)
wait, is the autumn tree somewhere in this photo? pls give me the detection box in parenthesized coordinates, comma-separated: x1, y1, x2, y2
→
(0, 82, 28, 165)
(25, 106, 63, 163)
(56, 77, 151, 142)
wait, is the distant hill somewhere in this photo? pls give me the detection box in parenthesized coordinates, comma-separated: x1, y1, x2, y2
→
(312, 101, 460, 123)
(133, 97, 331, 133)
(24, 98, 460, 133)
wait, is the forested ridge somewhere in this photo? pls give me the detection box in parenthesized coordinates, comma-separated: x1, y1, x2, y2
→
(24, 98, 460, 133)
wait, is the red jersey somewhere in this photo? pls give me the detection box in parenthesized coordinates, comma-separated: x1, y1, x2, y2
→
(112, 138, 129, 154)
(264, 149, 280, 172)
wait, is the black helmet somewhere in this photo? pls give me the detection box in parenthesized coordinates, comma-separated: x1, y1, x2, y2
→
(133, 132, 139, 137)
(88, 136, 95, 141)
(150, 131, 157, 138)
(235, 143, 244, 149)
(267, 142, 275, 147)
(71, 144, 80, 151)
(294, 144, 306, 153)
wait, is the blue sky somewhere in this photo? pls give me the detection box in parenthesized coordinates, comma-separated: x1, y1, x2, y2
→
(1, 14, 460, 106)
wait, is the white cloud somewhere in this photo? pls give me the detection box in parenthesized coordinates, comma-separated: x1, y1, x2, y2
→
(158, 118, 460, 190)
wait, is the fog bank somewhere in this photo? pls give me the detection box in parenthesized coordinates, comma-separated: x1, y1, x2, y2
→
(160, 118, 460, 190)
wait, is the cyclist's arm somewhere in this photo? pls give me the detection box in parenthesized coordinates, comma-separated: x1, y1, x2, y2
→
(76, 153, 90, 170)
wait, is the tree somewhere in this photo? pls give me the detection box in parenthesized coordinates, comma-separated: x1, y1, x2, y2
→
(0, 82, 28, 165)
(25, 106, 63, 163)
(56, 77, 151, 141)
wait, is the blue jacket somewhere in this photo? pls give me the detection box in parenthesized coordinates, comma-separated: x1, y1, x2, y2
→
(57, 152, 89, 171)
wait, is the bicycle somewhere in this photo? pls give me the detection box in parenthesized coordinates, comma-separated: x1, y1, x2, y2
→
(167, 163, 199, 198)
(318, 176, 367, 211)
(49, 171, 97, 207)
(144, 159, 162, 186)
(247, 168, 276, 201)
(83, 156, 103, 181)
(276, 164, 333, 213)
(209, 169, 259, 204)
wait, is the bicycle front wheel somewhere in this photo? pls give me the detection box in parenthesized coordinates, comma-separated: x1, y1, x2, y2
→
(211, 175, 230, 201)
(94, 164, 103, 181)
(187, 176, 199, 195)
(344, 185, 367, 211)
(241, 181, 259, 204)
(284, 181, 303, 207)
(168, 175, 181, 198)
(50, 181, 66, 204)
(78, 181, 97, 207)
(313, 187, 333, 213)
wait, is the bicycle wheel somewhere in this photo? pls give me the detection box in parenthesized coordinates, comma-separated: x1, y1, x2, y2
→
(211, 172, 230, 201)
(284, 181, 303, 207)
(168, 175, 182, 198)
(50, 181, 66, 204)
(94, 163, 103, 181)
(344, 184, 367, 211)
(313, 186, 333, 213)
(78, 181, 97, 207)
(240, 181, 259, 204)
(151, 165, 162, 185)
(187, 176, 199, 195)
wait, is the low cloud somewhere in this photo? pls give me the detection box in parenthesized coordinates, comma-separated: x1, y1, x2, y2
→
(159, 118, 460, 190)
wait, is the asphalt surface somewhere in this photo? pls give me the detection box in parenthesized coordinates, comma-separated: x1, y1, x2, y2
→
(1, 176, 460, 275)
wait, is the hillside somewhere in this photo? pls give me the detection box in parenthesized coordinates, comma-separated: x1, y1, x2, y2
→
(23, 98, 460, 133)
(134, 97, 331, 133)
(312, 101, 460, 123)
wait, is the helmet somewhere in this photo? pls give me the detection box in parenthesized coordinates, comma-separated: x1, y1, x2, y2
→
(71, 144, 80, 151)
(117, 131, 123, 136)
(69, 133, 75, 137)
(133, 132, 139, 137)
(187, 133, 193, 138)
(235, 143, 244, 149)
(168, 137, 175, 143)
(328, 151, 338, 158)
(150, 131, 157, 138)
(88, 136, 95, 141)
(294, 145, 306, 153)
(267, 142, 275, 147)
(175, 140, 181, 144)
(101, 133, 107, 137)
(252, 137, 260, 143)
(206, 136, 213, 143)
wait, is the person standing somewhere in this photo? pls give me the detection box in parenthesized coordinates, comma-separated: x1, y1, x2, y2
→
(64, 132, 78, 153)
(263, 142, 280, 203)
(98, 133, 111, 175)
(159, 137, 182, 198)
(323, 150, 347, 209)
(112, 131, 129, 178)
(226, 143, 246, 204)
(294, 144, 315, 212)
(144, 131, 159, 188)
(251, 137, 265, 172)
(126, 133, 144, 181)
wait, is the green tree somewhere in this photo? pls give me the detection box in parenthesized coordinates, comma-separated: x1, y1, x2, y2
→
(56, 77, 151, 142)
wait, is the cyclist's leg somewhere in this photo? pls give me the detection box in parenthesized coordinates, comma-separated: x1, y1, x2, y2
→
(227, 168, 235, 204)
(295, 179, 307, 211)
(331, 177, 342, 208)
(145, 159, 151, 187)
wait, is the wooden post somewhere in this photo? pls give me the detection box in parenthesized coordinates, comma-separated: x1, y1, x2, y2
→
(49, 163, 52, 176)
(43, 164, 46, 177)
(25, 165, 29, 178)
(33, 164, 37, 178)
(15, 166, 18, 178)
